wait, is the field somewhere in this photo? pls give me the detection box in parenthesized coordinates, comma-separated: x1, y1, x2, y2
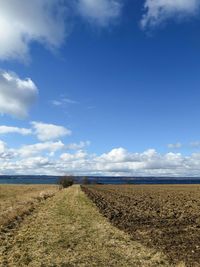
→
(0, 185, 170, 267)
(82, 184, 200, 267)
(0, 184, 58, 229)
(2, 184, 200, 266)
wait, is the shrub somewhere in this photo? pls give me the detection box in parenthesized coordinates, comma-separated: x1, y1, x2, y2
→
(82, 176, 91, 184)
(58, 175, 74, 188)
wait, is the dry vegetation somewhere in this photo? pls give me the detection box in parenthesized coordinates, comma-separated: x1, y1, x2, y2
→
(82, 184, 200, 267)
(0, 184, 58, 230)
(0, 185, 170, 267)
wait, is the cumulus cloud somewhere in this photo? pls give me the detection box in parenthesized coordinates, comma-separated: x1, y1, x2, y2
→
(99, 147, 134, 163)
(31, 121, 71, 141)
(0, 140, 15, 159)
(76, 0, 122, 26)
(0, 122, 73, 141)
(90, 149, 188, 176)
(0, 71, 38, 118)
(0, 156, 52, 174)
(0, 0, 124, 61)
(168, 142, 182, 149)
(18, 141, 65, 157)
(0, 0, 66, 61)
(66, 141, 90, 150)
(3, 141, 200, 176)
(50, 148, 195, 176)
(20, 157, 51, 169)
(0, 125, 32, 135)
(60, 150, 87, 161)
(141, 0, 200, 29)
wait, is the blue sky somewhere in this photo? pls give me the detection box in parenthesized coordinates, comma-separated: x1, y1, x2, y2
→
(1, 0, 200, 176)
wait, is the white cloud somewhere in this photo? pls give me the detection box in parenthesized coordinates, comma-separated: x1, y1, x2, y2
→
(66, 141, 90, 150)
(1, 156, 52, 174)
(91, 149, 189, 176)
(168, 142, 182, 149)
(76, 0, 122, 26)
(18, 141, 65, 157)
(0, 0, 123, 61)
(52, 97, 78, 107)
(0, 140, 14, 159)
(57, 148, 182, 176)
(0, 71, 38, 118)
(0, 125, 32, 135)
(31, 121, 71, 141)
(20, 157, 51, 169)
(0, 0, 67, 61)
(51, 100, 62, 106)
(51, 97, 79, 111)
(3, 141, 200, 176)
(99, 147, 133, 162)
(60, 150, 87, 161)
(0, 122, 73, 141)
(141, 0, 200, 29)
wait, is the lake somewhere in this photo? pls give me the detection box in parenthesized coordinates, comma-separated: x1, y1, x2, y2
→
(1, 175, 200, 184)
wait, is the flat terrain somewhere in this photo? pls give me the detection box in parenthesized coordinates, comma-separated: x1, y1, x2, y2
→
(82, 184, 200, 267)
(0, 185, 169, 267)
(0, 185, 58, 228)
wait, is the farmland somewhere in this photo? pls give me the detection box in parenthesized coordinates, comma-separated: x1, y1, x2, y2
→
(0, 185, 169, 266)
(82, 184, 200, 267)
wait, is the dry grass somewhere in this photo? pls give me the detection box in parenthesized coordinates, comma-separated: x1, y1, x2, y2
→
(0, 185, 171, 267)
(0, 184, 58, 229)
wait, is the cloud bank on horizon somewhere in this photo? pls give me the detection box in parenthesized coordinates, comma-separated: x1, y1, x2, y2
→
(0, 0, 200, 176)
(0, 143, 200, 176)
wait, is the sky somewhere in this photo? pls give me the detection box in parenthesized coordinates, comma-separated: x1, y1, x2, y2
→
(1, 0, 200, 176)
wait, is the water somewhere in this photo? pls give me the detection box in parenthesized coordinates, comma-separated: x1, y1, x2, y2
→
(0, 176, 59, 184)
(1, 175, 200, 185)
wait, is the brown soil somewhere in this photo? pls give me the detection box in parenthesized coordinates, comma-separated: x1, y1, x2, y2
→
(82, 184, 200, 267)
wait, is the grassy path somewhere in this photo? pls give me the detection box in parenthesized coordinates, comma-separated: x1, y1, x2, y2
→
(0, 185, 170, 267)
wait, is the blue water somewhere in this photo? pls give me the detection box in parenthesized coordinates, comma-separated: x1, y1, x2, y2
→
(1, 175, 200, 185)
(0, 176, 59, 184)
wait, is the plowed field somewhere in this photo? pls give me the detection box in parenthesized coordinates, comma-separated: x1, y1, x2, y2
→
(81, 184, 200, 267)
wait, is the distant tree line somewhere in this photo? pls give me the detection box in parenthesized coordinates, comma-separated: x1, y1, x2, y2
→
(81, 177, 101, 184)
(58, 175, 101, 188)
